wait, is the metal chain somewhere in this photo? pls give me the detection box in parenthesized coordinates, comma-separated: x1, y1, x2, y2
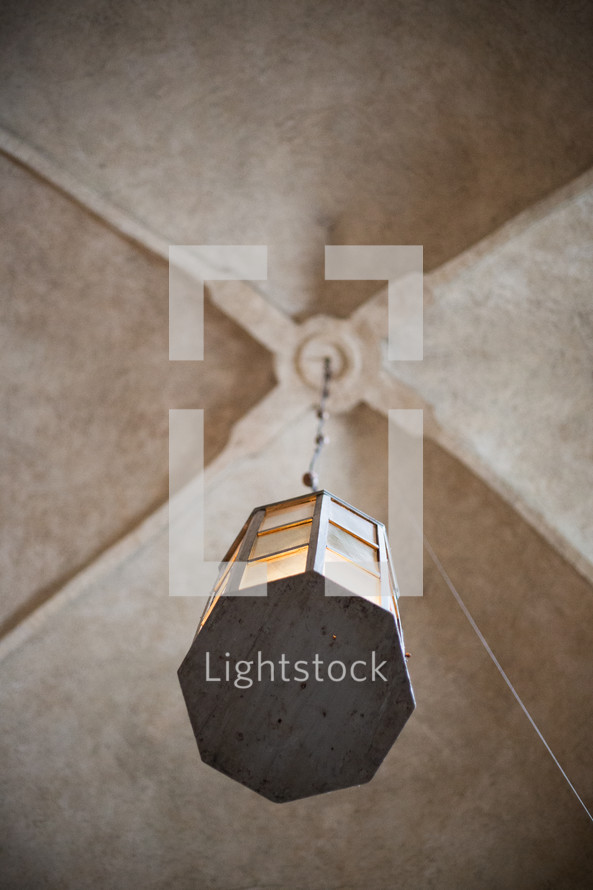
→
(302, 356, 332, 491)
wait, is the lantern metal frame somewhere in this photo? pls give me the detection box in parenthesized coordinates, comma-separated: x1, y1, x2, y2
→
(198, 489, 403, 642)
(180, 488, 415, 803)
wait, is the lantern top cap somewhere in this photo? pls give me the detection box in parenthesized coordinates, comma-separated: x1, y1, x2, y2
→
(246, 490, 385, 528)
(221, 490, 387, 565)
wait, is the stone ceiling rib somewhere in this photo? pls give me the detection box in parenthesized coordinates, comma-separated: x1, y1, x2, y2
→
(207, 279, 299, 354)
(0, 127, 266, 288)
(427, 165, 593, 290)
(0, 127, 171, 261)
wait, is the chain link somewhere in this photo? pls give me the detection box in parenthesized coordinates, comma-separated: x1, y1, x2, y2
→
(302, 357, 332, 491)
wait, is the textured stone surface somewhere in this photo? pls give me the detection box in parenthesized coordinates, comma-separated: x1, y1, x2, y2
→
(179, 575, 413, 802)
(0, 154, 274, 631)
(1, 0, 592, 316)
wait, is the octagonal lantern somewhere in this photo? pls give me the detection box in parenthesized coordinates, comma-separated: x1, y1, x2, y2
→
(178, 490, 415, 803)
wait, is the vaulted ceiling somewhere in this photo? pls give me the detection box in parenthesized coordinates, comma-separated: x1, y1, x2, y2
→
(1, 2, 592, 888)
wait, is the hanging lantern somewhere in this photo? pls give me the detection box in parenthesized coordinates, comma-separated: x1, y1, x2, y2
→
(178, 488, 415, 802)
(179, 358, 415, 802)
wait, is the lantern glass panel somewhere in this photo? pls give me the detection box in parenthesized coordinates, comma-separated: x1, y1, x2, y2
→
(260, 499, 315, 531)
(250, 521, 311, 559)
(324, 549, 382, 602)
(330, 500, 376, 544)
(239, 547, 308, 589)
(327, 522, 379, 574)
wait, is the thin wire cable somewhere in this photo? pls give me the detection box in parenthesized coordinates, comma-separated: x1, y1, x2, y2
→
(423, 534, 593, 825)
(303, 357, 332, 491)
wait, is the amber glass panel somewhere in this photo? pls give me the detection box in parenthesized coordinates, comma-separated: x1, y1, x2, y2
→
(330, 501, 376, 544)
(327, 522, 379, 574)
(250, 521, 311, 559)
(324, 549, 382, 603)
(260, 499, 315, 531)
(239, 547, 308, 589)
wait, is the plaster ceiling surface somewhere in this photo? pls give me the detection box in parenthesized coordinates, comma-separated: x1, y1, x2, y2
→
(1, 0, 593, 316)
(1, 1, 593, 887)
